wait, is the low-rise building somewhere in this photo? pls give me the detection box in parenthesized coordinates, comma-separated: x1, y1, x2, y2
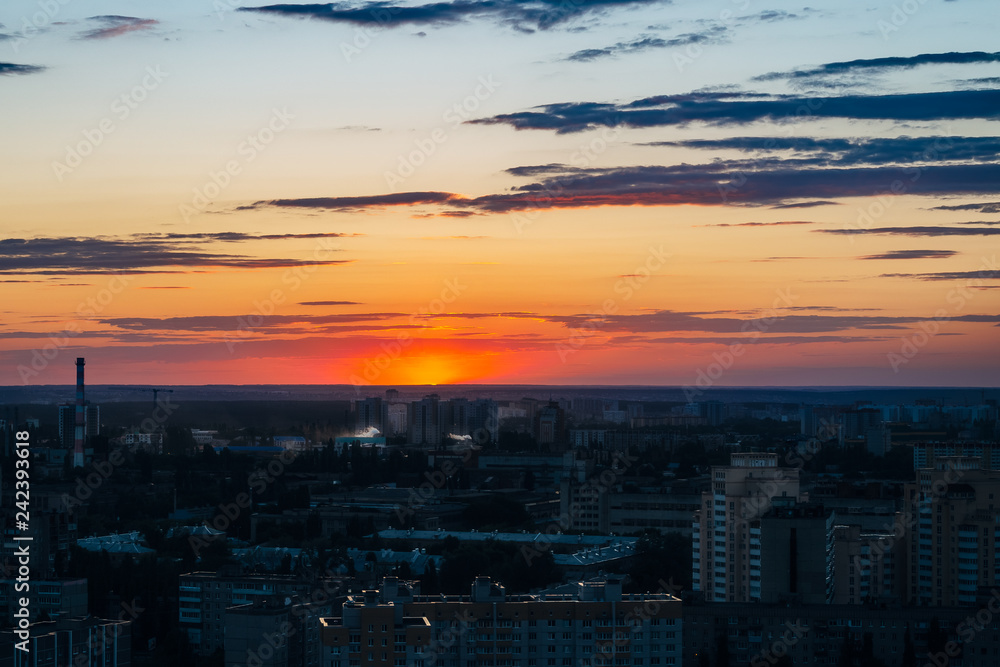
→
(321, 577, 683, 667)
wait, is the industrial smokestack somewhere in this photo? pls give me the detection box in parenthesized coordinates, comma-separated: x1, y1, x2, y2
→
(74, 357, 85, 468)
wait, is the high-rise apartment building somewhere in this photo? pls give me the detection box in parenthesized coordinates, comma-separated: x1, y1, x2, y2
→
(692, 453, 803, 603)
(902, 457, 1000, 606)
(409, 396, 441, 446)
(357, 397, 387, 434)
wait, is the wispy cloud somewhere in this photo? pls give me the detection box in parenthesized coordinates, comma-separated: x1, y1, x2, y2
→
(239, 192, 465, 211)
(702, 220, 814, 228)
(565, 26, 726, 62)
(78, 15, 159, 40)
(932, 201, 1000, 214)
(471, 89, 1000, 133)
(247, 160, 1000, 215)
(645, 136, 1000, 166)
(818, 226, 1000, 237)
(0, 233, 351, 275)
(881, 271, 1000, 282)
(240, 0, 667, 32)
(770, 200, 840, 209)
(0, 62, 46, 76)
(859, 250, 958, 260)
(755, 50, 1000, 83)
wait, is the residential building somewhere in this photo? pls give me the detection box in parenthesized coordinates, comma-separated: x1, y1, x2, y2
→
(179, 570, 345, 655)
(559, 478, 701, 536)
(224, 596, 335, 667)
(0, 616, 130, 667)
(0, 578, 87, 621)
(684, 600, 1000, 667)
(692, 453, 803, 603)
(902, 457, 1000, 606)
(758, 500, 834, 605)
(321, 577, 682, 667)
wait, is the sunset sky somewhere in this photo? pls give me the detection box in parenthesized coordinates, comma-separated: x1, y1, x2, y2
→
(1, 0, 998, 387)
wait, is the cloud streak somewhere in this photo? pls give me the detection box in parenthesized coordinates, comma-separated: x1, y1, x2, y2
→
(471, 89, 1000, 133)
(859, 250, 958, 260)
(566, 26, 726, 62)
(755, 51, 1000, 82)
(78, 15, 159, 40)
(818, 226, 1000, 237)
(239, 0, 665, 32)
(246, 161, 1000, 214)
(0, 62, 46, 76)
(0, 234, 350, 275)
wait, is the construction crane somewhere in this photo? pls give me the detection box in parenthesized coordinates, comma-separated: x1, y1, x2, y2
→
(109, 386, 175, 407)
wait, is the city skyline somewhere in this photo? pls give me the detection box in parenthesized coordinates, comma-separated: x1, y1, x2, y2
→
(1, 0, 998, 387)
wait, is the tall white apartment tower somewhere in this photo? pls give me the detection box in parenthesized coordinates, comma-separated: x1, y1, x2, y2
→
(692, 452, 804, 602)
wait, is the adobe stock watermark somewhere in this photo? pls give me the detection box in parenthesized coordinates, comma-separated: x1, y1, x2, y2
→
(683, 286, 797, 402)
(556, 245, 670, 362)
(7, 0, 74, 54)
(223, 237, 343, 353)
(179, 107, 294, 223)
(575, 578, 683, 667)
(189, 449, 297, 555)
(349, 277, 467, 391)
(854, 461, 964, 576)
(395, 445, 474, 525)
(521, 451, 638, 566)
(510, 125, 623, 235)
(750, 620, 808, 667)
(385, 75, 501, 189)
(52, 66, 168, 182)
(847, 135, 954, 240)
(718, 100, 824, 204)
(877, 0, 932, 40)
(887, 254, 997, 373)
(17, 273, 134, 384)
(60, 396, 177, 509)
(673, 0, 752, 73)
(339, 5, 404, 62)
(923, 589, 1000, 667)
(213, 0, 244, 20)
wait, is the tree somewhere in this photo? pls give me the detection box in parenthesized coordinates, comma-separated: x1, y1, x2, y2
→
(421, 561, 439, 595)
(626, 531, 691, 592)
(902, 628, 915, 667)
(714, 634, 730, 667)
(306, 512, 322, 540)
(926, 618, 946, 656)
(838, 634, 856, 667)
(461, 497, 530, 531)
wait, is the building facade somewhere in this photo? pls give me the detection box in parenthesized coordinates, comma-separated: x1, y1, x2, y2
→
(321, 577, 683, 667)
(692, 453, 803, 603)
(179, 571, 344, 655)
(902, 458, 1000, 606)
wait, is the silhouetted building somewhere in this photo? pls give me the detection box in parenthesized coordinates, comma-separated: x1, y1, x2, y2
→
(759, 499, 834, 604)
(902, 458, 1000, 606)
(408, 396, 441, 446)
(58, 403, 100, 450)
(0, 616, 130, 667)
(179, 571, 344, 656)
(320, 577, 682, 667)
(692, 453, 804, 603)
(533, 401, 565, 446)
